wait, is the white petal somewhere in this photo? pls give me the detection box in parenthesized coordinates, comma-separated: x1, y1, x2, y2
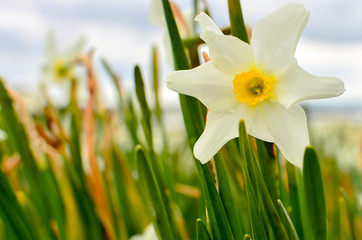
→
(251, 3, 309, 74)
(210, 56, 240, 76)
(166, 62, 238, 112)
(195, 12, 223, 35)
(46, 31, 56, 61)
(64, 37, 86, 60)
(149, 0, 166, 27)
(194, 107, 253, 164)
(275, 60, 345, 107)
(195, 12, 254, 75)
(260, 101, 309, 168)
(249, 106, 274, 142)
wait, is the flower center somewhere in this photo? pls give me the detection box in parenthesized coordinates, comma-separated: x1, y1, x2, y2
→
(53, 59, 74, 80)
(232, 68, 275, 106)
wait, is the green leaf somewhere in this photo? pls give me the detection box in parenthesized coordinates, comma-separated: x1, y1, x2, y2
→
(100, 58, 124, 107)
(227, 0, 249, 43)
(242, 160, 267, 240)
(296, 169, 312, 240)
(238, 120, 289, 240)
(135, 145, 180, 240)
(101, 58, 140, 147)
(112, 146, 143, 236)
(255, 140, 279, 205)
(339, 188, 357, 240)
(160, 0, 205, 143)
(161, 1, 234, 240)
(39, 163, 66, 240)
(277, 199, 299, 240)
(65, 164, 103, 240)
(196, 162, 235, 240)
(196, 219, 212, 240)
(134, 65, 153, 149)
(151, 46, 162, 121)
(239, 124, 267, 240)
(0, 172, 37, 240)
(303, 147, 327, 240)
(134, 65, 175, 207)
(286, 162, 304, 239)
(67, 102, 103, 240)
(125, 99, 140, 146)
(214, 154, 244, 240)
(0, 79, 56, 240)
(161, 0, 189, 70)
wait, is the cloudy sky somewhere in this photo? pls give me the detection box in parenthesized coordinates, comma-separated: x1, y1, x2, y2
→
(0, 0, 361, 109)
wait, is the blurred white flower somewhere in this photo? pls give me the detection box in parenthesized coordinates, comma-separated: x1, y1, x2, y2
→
(130, 224, 158, 240)
(41, 32, 88, 108)
(43, 32, 85, 83)
(167, 4, 344, 168)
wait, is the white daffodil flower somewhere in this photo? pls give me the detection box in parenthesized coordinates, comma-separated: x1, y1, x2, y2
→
(41, 32, 89, 108)
(166, 3, 344, 168)
(43, 32, 85, 83)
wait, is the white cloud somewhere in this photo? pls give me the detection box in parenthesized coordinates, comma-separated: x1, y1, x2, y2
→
(0, 4, 49, 40)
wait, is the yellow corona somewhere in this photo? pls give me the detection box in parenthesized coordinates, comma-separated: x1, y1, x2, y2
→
(233, 68, 275, 106)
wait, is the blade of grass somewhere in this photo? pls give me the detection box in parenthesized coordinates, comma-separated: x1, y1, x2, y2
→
(0, 172, 37, 240)
(0, 79, 56, 240)
(239, 120, 289, 240)
(227, 0, 249, 43)
(134, 65, 153, 149)
(100, 58, 124, 107)
(296, 169, 312, 240)
(67, 95, 103, 240)
(303, 147, 327, 240)
(241, 157, 267, 240)
(38, 162, 66, 240)
(196, 219, 212, 240)
(277, 199, 300, 240)
(135, 145, 179, 240)
(286, 162, 304, 239)
(101, 58, 140, 147)
(255, 140, 279, 205)
(339, 188, 357, 240)
(197, 161, 234, 240)
(111, 145, 147, 236)
(214, 154, 244, 240)
(151, 46, 162, 122)
(161, 1, 234, 239)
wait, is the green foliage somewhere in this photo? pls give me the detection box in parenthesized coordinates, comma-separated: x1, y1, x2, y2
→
(303, 147, 327, 240)
(135, 145, 179, 240)
(196, 219, 212, 240)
